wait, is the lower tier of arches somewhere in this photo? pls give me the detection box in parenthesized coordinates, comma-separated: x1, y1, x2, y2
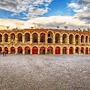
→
(0, 46, 89, 54)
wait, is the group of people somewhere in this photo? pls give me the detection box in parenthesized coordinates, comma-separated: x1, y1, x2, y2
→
(2, 51, 7, 56)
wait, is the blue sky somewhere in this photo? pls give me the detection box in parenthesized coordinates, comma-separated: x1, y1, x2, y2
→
(0, 0, 90, 30)
(0, 0, 74, 20)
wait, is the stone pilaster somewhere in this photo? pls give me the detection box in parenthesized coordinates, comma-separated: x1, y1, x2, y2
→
(67, 35, 69, 44)
(38, 34, 40, 45)
(30, 34, 32, 44)
(60, 35, 62, 44)
(15, 35, 18, 44)
(22, 35, 24, 43)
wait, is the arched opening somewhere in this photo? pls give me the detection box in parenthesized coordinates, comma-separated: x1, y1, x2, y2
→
(62, 34, 67, 44)
(18, 46, 23, 54)
(85, 36, 88, 43)
(4, 47, 8, 54)
(81, 47, 84, 54)
(25, 46, 30, 54)
(25, 33, 30, 42)
(40, 33, 45, 43)
(11, 33, 15, 42)
(47, 31, 53, 43)
(48, 38, 53, 43)
(0, 34, 2, 42)
(81, 35, 84, 43)
(62, 47, 67, 54)
(85, 47, 88, 54)
(18, 33, 22, 42)
(0, 47, 2, 54)
(55, 47, 60, 54)
(75, 47, 79, 54)
(69, 47, 73, 54)
(55, 33, 60, 43)
(32, 46, 38, 54)
(32, 33, 38, 43)
(11, 47, 15, 54)
(89, 37, 90, 43)
(69, 34, 73, 44)
(40, 46, 45, 54)
(4, 34, 8, 42)
(75, 35, 79, 44)
(47, 46, 53, 54)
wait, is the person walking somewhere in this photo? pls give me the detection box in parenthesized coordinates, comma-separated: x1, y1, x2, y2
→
(2, 51, 5, 56)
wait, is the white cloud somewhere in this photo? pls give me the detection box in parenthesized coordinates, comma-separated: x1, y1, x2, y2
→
(68, 0, 90, 23)
(0, 0, 53, 19)
(68, 3, 80, 9)
(0, 16, 89, 30)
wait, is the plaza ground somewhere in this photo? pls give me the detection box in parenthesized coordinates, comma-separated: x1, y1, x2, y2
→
(0, 54, 90, 90)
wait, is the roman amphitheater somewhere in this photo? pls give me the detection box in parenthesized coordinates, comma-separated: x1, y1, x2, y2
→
(0, 28, 90, 54)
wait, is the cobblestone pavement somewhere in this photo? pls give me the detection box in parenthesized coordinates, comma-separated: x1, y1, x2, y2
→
(0, 54, 90, 90)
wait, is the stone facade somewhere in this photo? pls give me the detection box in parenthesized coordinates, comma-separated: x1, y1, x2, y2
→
(0, 29, 90, 54)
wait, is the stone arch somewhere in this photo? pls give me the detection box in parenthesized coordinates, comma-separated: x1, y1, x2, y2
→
(32, 33, 38, 43)
(75, 47, 79, 54)
(69, 34, 74, 44)
(55, 33, 60, 43)
(81, 35, 84, 43)
(47, 46, 53, 54)
(32, 46, 38, 54)
(0, 34, 2, 42)
(10, 33, 15, 42)
(4, 33, 8, 42)
(85, 36, 88, 43)
(24, 33, 30, 42)
(69, 47, 73, 54)
(62, 34, 67, 44)
(18, 33, 22, 42)
(55, 46, 60, 54)
(85, 47, 88, 54)
(62, 47, 67, 54)
(89, 37, 90, 43)
(75, 34, 80, 44)
(10, 47, 15, 54)
(18, 46, 23, 54)
(40, 46, 45, 54)
(40, 33, 45, 43)
(25, 46, 30, 54)
(0, 47, 2, 54)
(81, 47, 84, 54)
(47, 31, 53, 43)
(4, 47, 8, 54)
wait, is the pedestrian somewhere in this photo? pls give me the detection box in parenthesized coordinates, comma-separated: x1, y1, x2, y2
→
(2, 51, 4, 56)
(4, 51, 7, 56)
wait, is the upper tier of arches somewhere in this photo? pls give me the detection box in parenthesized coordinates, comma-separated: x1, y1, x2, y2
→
(0, 30, 90, 44)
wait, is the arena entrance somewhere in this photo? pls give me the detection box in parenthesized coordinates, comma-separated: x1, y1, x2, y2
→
(18, 47, 23, 54)
(55, 47, 60, 54)
(25, 46, 30, 54)
(40, 47, 45, 54)
(62, 47, 67, 54)
(75, 47, 79, 54)
(85, 47, 88, 54)
(0, 47, 2, 54)
(32, 46, 38, 54)
(81, 47, 84, 54)
(11, 47, 15, 54)
(69, 47, 73, 54)
(47, 46, 53, 54)
(4, 47, 8, 54)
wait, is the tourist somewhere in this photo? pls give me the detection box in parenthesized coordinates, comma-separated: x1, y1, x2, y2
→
(2, 51, 4, 56)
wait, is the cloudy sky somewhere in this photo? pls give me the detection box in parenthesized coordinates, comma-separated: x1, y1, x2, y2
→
(0, 0, 90, 30)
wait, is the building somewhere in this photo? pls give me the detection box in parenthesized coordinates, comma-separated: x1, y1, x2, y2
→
(0, 28, 90, 54)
